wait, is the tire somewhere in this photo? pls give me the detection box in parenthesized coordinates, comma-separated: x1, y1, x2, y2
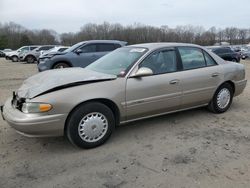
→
(53, 62, 70, 69)
(231, 58, 237, 62)
(66, 102, 115, 149)
(208, 83, 233, 113)
(11, 56, 18, 62)
(26, 56, 36, 63)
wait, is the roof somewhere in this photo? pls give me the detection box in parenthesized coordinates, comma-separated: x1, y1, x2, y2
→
(127, 42, 201, 51)
(82, 40, 127, 45)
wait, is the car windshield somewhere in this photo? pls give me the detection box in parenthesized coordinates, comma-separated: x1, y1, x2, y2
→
(65, 42, 85, 52)
(86, 47, 148, 76)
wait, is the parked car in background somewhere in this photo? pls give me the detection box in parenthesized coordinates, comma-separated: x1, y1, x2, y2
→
(38, 46, 69, 60)
(1, 43, 247, 148)
(37, 40, 127, 71)
(5, 46, 29, 62)
(5, 46, 39, 62)
(18, 46, 40, 61)
(2, 49, 12, 59)
(2, 49, 12, 52)
(23, 45, 55, 63)
(0, 50, 5, 57)
(211, 47, 241, 62)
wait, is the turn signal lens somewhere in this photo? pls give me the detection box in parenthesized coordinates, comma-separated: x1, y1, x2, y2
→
(39, 104, 52, 112)
(22, 103, 52, 113)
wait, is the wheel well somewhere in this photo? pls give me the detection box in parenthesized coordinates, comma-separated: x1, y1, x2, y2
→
(64, 99, 120, 134)
(221, 81, 235, 94)
(52, 61, 72, 68)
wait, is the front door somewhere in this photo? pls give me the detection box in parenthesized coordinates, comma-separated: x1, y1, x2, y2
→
(125, 48, 182, 121)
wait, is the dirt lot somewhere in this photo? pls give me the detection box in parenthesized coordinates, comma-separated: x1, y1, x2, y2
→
(0, 58, 250, 188)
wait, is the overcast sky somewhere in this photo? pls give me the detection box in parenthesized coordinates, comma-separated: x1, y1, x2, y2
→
(0, 0, 249, 33)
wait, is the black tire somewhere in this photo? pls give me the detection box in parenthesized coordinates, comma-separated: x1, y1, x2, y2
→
(26, 55, 36, 63)
(208, 83, 233, 113)
(53, 62, 70, 69)
(231, 58, 237, 62)
(11, 56, 18, 62)
(66, 102, 115, 149)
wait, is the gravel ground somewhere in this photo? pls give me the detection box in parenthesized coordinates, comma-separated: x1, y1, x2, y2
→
(0, 58, 250, 188)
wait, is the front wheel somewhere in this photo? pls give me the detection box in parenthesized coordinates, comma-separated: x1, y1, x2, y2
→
(53, 62, 70, 69)
(208, 83, 233, 113)
(11, 56, 18, 62)
(66, 102, 115, 149)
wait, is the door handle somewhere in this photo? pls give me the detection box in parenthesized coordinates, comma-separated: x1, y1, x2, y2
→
(211, 73, 219, 77)
(169, 79, 180, 84)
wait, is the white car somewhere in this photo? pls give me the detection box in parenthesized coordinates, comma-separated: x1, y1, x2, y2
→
(5, 46, 39, 62)
(39, 46, 69, 58)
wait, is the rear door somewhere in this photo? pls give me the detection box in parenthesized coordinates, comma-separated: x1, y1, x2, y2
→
(96, 43, 117, 57)
(125, 48, 182, 120)
(177, 47, 223, 108)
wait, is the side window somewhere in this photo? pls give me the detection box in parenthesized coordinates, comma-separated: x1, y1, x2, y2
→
(58, 48, 67, 52)
(39, 46, 53, 51)
(20, 47, 29, 52)
(30, 46, 38, 50)
(97, 44, 115, 52)
(139, 49, 177, 75)
(203, 51, 217, 66)
(178, 47, 206, 70)
(80, 44, 97, 53)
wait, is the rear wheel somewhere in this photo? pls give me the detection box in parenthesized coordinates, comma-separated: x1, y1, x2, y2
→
(26, 56, 36, 63)
(232, 58, 237, 62)
(66, 102, 115, 149)
(53, 62, 70, 69)
(208, 83, 233, 113)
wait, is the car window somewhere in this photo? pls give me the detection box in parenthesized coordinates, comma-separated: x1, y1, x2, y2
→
(39, 46, 54, 51)
(30, 46, 38, 50)
(20, 47, 29, 51)
(80, 44, 97, 53)
(203, 51, 217, 66)
(139, 49, 177, 75)
(178, 47, 206, 70)
(97, 44, 115, 52)
(86, 47, 147, 76)
(58, 48, 68, 52)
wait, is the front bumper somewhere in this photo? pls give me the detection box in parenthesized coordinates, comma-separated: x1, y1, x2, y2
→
(37, 58, 51, 72)
(1, 97, 67, 137)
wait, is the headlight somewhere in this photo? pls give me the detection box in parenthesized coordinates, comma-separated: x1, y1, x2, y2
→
(21, 103, 52, 113)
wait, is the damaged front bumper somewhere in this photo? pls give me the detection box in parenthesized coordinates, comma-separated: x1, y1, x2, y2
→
(2, 97, 67, 137)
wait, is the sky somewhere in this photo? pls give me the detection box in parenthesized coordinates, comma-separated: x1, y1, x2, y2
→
(0, 0, 249, 33)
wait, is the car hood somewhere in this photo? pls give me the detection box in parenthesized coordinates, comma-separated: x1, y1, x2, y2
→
(40, 51, 66, 58)
(17, 68, 117, 99)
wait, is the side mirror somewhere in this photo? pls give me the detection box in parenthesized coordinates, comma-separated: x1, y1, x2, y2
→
(75, 49, 83, 54)
(17, 50, 21, 53)
(132, 67, 153, 78)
